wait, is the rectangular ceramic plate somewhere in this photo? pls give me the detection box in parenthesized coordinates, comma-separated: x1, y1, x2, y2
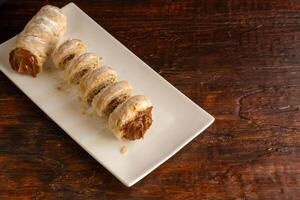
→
(0, 2, 214, 186)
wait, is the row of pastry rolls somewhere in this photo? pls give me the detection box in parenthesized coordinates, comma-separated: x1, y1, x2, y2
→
(9, 5, 66, 77)
(52, 39, 153, 140)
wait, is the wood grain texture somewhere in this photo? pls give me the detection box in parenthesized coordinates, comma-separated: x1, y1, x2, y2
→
(1, 0, 300, 199)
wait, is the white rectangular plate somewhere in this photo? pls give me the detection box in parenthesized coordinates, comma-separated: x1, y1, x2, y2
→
(0, 2, 214, 186)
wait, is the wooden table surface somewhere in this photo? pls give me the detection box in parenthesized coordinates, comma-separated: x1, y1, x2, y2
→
(1, 0, 300, 199)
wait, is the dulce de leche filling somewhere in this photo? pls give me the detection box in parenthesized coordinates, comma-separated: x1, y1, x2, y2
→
(9, 48, 39, 77)
(122, 107, 153, 140)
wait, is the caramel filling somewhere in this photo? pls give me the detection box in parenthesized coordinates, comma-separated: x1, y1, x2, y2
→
(61, 54, 75, 67)
(104, 94, 130, 116)
(71, 68, 89, 84)
(9, 48, 39, 77)
(86, 79, 117, 105)
(122, 107, 153, 140)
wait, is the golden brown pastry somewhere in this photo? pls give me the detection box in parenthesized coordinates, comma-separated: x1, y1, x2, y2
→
(65, 52, 102, 85)
(9, 5, 66, 77)
(108, 95, 153, 140)
(92, 81, 133, 117)
(78, 66, 118, 106)
(52, 39, 86, 69)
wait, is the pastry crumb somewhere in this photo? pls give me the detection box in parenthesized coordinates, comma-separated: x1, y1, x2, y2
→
(120, 146, 128, 155)
(56, 84, 64, 91)
(56, 81, 66, 91)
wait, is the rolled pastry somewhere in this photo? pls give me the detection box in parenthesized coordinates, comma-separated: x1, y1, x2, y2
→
(37, 5, 67, 25)
(24, 6, 66, 38)
(24, 15, 65, 45)
(79, 66, 118, 106)
(52, 39, 86, 69)
(92, 81, 133, 117)
(9, 5, 66, 77)
(65, 52, 102, 85)
(108, 95, 153, 140)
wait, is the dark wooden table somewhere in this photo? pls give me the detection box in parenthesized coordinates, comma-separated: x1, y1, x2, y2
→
(1, 0, 300, 199)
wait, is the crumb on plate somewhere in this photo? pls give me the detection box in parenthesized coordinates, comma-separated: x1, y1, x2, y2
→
(56, 84, 64, 91)
(120, 145, 128, 155)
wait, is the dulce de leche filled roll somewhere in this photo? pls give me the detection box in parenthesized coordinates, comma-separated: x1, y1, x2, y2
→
(9, 5, 66, 77)
(108, 95, 153, 140)
(78, 66, 118, 106)
(92, 80, 133, 117)
(52, 39, 86, 69)
(65, 52, 102, 85)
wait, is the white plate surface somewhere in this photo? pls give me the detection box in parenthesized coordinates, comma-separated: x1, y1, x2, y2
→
(0, 2, 214, 187)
